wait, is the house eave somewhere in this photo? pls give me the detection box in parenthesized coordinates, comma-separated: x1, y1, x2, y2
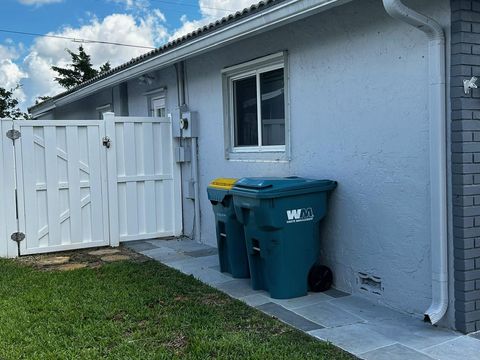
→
(29, 0, 350, 118)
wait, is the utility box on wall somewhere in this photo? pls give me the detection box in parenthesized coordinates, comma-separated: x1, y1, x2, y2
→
(171, 109, 198, 138)
(180, 111, 199, 138)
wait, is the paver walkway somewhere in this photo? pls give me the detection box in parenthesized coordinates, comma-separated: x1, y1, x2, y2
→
(126, 238, 480, 360)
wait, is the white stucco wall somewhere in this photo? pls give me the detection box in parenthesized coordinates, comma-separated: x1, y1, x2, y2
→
(180, 0, 450, 317)
(52, 89, 113, 119)
(42, 0, 452, 321)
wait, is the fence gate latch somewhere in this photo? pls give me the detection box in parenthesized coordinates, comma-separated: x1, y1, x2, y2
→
(6, 129, 21, 141)
(102, 136, 111, 148)
(11, 232, 25, 243)
(11, 232, 25, 257)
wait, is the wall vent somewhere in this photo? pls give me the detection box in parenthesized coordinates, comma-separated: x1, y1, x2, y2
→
(357, 272, 383, 296)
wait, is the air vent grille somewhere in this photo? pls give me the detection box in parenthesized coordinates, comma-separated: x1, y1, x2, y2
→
(357, 272, 383, 296)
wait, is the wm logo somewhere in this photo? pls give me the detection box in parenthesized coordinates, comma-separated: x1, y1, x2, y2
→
(286, 208, 314, 223)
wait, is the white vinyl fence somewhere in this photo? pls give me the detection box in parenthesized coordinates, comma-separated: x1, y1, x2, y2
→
(0, 114, 182, 257)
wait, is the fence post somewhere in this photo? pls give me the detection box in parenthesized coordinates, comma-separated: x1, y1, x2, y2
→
(103, 112, 120, 247)
(0, 120, 18, 257)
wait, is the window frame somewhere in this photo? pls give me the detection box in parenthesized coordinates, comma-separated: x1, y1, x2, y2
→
(222, 52, 290, 162)
(144, 87, 167, 117)
(151, 96, 167, 118)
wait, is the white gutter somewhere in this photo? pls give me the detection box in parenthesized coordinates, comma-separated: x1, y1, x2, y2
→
(382, 0, 448, 325)
(31, 0, 352, 117)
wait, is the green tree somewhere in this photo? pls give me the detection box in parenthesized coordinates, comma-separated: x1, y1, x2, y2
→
(99, 61, 111, 73)
(0, 86, 29, 119)
(35, 95, 51, 105)
(52, 46, 111, 89)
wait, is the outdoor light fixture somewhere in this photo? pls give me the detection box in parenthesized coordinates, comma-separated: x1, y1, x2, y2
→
(464, 76, 478, 95)
(138, 74, 155, 85)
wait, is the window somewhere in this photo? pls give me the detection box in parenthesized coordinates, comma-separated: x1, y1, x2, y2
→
(223, 52, 289, 161)
(152, 97, 166, 117)
(144, 87, 166, 117)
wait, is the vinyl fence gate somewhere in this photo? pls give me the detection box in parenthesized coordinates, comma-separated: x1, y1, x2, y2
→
(0, 115, 182, 257)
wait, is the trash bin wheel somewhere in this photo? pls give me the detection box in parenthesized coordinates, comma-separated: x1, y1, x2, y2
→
(308, 263, 333, 292)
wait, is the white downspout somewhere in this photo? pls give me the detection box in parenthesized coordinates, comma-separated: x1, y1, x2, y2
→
(382, 0, 448, 325)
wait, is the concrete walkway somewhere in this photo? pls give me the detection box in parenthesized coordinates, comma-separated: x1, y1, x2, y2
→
(126, 238, 480, 360)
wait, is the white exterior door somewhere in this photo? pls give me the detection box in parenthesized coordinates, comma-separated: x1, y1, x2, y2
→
(13, 120, 110, 255)
(105, 114, 182, 244)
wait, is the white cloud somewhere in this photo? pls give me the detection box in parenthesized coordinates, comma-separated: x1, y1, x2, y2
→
(0, 59, 28, 102)
(19, 12, 167, 105)
(169, 0, 258, 41)
(18, 0, 62, 5)
(109, 0, 150, 13)
(0, 44, 21, 61)
(0, 43, 28, 101)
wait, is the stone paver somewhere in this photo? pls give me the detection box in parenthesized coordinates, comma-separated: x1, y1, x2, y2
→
(37, 256, 70, 266)
(191, 268, 233, 286)
(323, 288, 350, 298)
(184, 248, 218, 258)
(423, 336, 480, 360)
(142, 247, 190, 263)
(216, 279, 257, 298)
(56, 263, 88, 271)
(257, 302, 324, 332)
(363, 317, 460, 351)
(272, 291, 331, 310)
(310, 323, 396, 355)
(239, 293, 271, 307)
(330, 295, 407, 322)
(88, 249, 120, 256)
(361, 344, 434, 360)
(125, 241, 158, 252)
(293, 301, 364, 328)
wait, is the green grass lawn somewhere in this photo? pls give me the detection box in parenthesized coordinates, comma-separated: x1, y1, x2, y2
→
(0, 257, 354, 359)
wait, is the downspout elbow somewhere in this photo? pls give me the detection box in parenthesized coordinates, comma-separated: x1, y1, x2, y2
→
(382, 0, 444, 42)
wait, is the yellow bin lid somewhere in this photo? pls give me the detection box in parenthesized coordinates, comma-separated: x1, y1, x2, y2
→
(208, 178, 238, 190)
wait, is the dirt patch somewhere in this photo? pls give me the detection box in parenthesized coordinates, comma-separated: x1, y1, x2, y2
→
(200, 293, 228, 306)
(56, 263, 88, 271)
(101, 254, 131, 262)
(16, 245, 148, 271)
(36, 256, 70, 266)
(165, 333, 188, 353)
(88, 249, 120, 256)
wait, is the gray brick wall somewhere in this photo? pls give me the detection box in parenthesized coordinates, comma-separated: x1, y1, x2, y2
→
(452, 0, 480, 334)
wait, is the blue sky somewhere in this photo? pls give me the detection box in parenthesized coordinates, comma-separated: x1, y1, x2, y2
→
(0, 0, 254, 109)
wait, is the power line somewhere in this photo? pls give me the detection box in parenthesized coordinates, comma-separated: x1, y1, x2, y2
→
(0, 29, 156, 49)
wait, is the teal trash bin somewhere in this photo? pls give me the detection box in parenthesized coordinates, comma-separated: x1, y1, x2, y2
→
(207, 178, 250, 278)
(231, 177, 337, 299)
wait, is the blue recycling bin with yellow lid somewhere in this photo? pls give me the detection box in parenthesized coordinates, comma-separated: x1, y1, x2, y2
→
(230, 177, 337, 299)
(207, 178, 250, 278)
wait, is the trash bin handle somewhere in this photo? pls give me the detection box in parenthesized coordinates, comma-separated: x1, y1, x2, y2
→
(234, 184, 273, 190)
